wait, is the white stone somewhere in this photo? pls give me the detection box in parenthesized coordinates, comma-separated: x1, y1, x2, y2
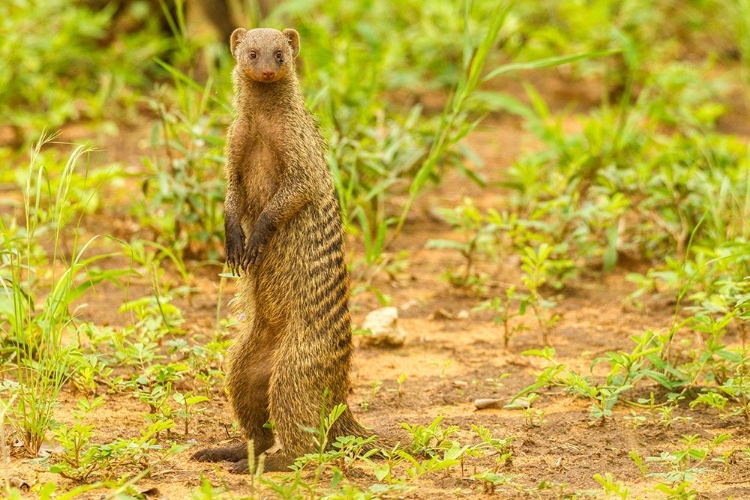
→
(361, 306, 407, 348)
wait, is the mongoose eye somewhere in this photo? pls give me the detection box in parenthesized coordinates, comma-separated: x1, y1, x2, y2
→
(250, 51, 257, 59)
(275, 50, 284, 62)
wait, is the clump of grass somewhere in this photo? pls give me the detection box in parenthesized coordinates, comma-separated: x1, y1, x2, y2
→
(0, 135, 125, 455)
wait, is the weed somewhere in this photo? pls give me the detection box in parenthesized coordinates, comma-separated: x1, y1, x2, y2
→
(594, 472, 630, 499)
(173, 392, 209, 436)
(629, 449, 649, 477)
(51, 411, 182, 482)
(691, 352, 750, 421)
(519, 243, 565, 342)
(427, 198, 498, 290)
(472, 424, 514, 467)
(523, 407, 546, 428)
(475, 286, 529, 347)
(472, 470, 516, 494)
(396, 373, 407, 400)
(643, 433, 732, 493)
(401, 415, 459, 456)
(1, 138, 127, 455)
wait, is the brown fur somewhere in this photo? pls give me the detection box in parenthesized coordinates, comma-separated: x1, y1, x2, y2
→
(192, 27, 370, 473)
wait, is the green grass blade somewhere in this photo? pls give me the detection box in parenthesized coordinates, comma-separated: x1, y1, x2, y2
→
(484, 49, 621, 82)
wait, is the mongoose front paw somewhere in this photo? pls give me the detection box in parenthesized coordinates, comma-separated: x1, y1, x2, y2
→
(225, 224, 246, 275)
(242, 229, 267, 269)
(242, 216, 276, 269)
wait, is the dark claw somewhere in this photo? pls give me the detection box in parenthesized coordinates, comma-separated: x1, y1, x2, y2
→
(228, 459, 250, 474)
(225, 222, 246, 276)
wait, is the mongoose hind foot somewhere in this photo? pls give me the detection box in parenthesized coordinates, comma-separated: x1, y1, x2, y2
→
(227, 458, 250, 474)
(192, 435, 275, 464)
(191, 442, 247, 463)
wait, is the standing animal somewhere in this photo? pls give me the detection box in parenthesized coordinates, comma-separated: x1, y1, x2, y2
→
(191, 27, 371, 473)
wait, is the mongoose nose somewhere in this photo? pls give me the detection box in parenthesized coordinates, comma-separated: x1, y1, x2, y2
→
(262, 71, 275, 80)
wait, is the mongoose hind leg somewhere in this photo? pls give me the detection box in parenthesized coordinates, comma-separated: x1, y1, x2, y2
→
(228, 316, 276, 452)
(192, 316, 275, 465)
(268, 318, 369, 460)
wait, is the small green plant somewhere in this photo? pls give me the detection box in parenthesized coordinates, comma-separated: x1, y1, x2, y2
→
(511, 347, 566, 400)
(629, 449, 649, 477)
(652, 480, 698, 500)
(397, 448, 463, 480)
(472, 424, 514, 467)
(400, 415, 459, 456)
(472, 470, 517, 494)
(691, 354, 750, 421)
(166, 335, 229, 395)
(51, 410, 181, 482)
(189, 477, 228, 500)
(49, 397, 106, 481)
(475, 286, 530, 347)
(645, 434, 718, 486)
(3, 482, 105, 500)
(368, 445, 407, 486)
(289, 396, 374, 477)
(275, 399, 381, 497)
(438, 360, 454, 379)
(426, 198, 498, 290)
(519, 244, 565, 343)
(396, 373, 407, 400)
(0, 0, 171, 140)
(523, 407, 546, 428)
(329, 434, 378, 473)
(173, 392, 209, 436)
(593, 472, 630, 499)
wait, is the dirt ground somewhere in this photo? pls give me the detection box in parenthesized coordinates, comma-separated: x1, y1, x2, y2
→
(4, 75, 750, 499)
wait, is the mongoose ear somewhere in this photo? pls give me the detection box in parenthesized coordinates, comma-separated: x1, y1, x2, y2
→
(230, 28, 247, 58)
(283, 29, 300, 58)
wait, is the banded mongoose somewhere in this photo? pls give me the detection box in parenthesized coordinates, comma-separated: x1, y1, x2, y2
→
(192, 27, 371, 473)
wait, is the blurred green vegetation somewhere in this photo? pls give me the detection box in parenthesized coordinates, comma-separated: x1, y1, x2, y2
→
(0, 0, 174, 141)
(1, 0, 749, 497)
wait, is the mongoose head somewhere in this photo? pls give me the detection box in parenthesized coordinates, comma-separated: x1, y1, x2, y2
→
(230, 28, 300, 83)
